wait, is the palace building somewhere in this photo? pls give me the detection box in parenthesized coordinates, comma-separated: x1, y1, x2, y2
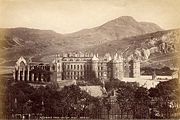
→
(13, 52, 140, 83)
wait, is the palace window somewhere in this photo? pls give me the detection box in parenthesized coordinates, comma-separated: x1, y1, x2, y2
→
(77, 65, 79, 70)
(67, 65, 69, 69)
(87, 65, 89, 70)
(71, 65, 73, 69)
(84, 65, 86, 70)
(101, 67, 103, 70)
(62, 65, 65, 70)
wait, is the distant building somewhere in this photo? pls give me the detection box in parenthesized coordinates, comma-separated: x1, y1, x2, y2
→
(13, 52, 140, 83)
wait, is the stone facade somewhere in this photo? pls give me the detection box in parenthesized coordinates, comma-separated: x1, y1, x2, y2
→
(52, 52, 140, 82)
(13, 52, 141, 83)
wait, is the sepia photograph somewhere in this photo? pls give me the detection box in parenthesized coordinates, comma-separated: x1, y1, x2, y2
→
(0, 0, 180, 119)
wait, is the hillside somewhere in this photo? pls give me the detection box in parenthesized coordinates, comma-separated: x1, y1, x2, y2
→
(85, 29, 180, 68)
(0, 16, 163, 66)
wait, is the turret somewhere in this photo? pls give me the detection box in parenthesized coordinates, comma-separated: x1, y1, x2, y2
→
(104, 53, 112, 61)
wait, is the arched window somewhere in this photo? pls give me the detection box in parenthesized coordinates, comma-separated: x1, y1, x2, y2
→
(20, 61, 26, 69)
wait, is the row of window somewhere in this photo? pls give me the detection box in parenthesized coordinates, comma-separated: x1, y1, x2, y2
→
(60, 63, 130, 70)
(63, 71, 90, 76)
(63, 64, 92, 70)
(62, 71, 108, 77)
(62, 64, 109, 71)
(61, 58, 91, 62)
(63, 76, 86, 80)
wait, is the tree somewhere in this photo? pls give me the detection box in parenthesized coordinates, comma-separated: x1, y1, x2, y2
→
(7, 82, 35, 115)
(116, 82, 139, 118)
(89, 97, 102, 119)
(5, 82, 101, 119)
(58, 85, 98, 118)
(105, 79, 122, 92)
(134, 87, 150, 119)
(149, 79, 180, 118)
(102, 96, 111, 119)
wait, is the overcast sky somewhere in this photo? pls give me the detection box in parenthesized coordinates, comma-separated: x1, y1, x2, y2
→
(0, 0, 180, 33)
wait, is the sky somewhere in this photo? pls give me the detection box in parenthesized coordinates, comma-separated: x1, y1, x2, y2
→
(0, 0, 180, 33)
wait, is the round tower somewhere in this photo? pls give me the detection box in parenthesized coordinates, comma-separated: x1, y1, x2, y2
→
(92, 54, 99, 79)
(132, 59, 140, 78)
(112, 53, 124, 80)
(118, 55, 124, 80)
(52, 54, 63, 82)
